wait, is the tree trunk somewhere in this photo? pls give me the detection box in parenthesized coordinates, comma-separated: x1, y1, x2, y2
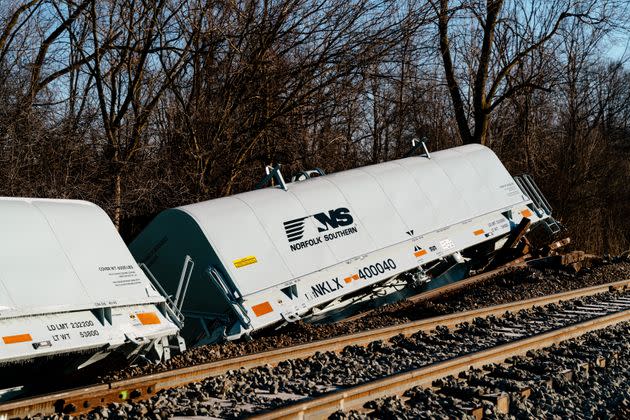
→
(438, 0, 473, 144)
(473, 111, 490, 145)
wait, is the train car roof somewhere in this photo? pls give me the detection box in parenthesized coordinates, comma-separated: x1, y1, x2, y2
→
(155, 144, 527, 297)
(0, 197, 164, 319)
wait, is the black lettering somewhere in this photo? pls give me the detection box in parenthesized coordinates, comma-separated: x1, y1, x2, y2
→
(311, 284, 325, 297)
(331, 277, 343, 290)
(320, 282, 331, 293)
(290, 236, 323, 251)
(333, 207, 354, 226)
(314, 207, 354, 232)
(311, 279, 342, 298)
(313, 211, 339, 232)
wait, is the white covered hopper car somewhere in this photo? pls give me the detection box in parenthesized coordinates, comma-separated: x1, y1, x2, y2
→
(0, 198, 182, 371)
(130, 144, 557, 346)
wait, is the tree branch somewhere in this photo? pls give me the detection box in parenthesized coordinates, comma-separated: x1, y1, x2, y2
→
(487, 9, 589, 104)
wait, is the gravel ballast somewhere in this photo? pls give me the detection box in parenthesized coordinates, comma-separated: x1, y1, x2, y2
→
(99, 260, 630, 382)
(335, 322, 630, 419)
(49, 286, 630, 419)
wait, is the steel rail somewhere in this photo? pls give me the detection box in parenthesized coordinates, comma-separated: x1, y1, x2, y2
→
(1, 278, 628, 418)
(253, 308, 630, 419)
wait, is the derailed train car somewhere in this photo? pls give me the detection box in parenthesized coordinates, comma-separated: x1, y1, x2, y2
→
(130, 144, 558, 346)
(0, 198, 182, 371)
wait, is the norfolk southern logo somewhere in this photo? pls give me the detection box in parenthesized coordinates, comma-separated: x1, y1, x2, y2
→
(283, 207, 358, 251)
(283, 217, 309, 242)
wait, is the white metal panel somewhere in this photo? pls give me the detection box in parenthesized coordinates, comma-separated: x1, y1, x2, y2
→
(461, 146, 526, 206)
(395, 157, 472, 227)
(181, 197, 294, 296)
(0, 197, 168, 319)
(0, 303, 178, 365)
(0, 199, 91, 312)
(288, 177, 376, 261)
(0, 275, 15, 312)
(324, 168, 409, 247)
(361, 161, 440, 236)
(33, 200, 162, 304)
(233, 188, 339, 279)
(432, 150, 495, 215)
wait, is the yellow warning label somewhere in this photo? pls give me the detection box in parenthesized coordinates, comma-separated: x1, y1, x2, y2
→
(233, 256, 258, 268)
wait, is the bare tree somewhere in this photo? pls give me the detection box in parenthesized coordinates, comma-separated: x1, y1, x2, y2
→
(0, 0, 627, 252)
(72, 0, 194, 228)
(165, 0, 409, 197)
(433, 0, 619, 145)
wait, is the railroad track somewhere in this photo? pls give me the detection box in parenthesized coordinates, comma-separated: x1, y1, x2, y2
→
(253, 296, 630, 419)
(428, 324, 630, 419)
(1, 278, 628, 419)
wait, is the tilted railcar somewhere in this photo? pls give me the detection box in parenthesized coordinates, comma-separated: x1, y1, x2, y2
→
(130, 144, 558, 346)
(0, 198, 182, 372)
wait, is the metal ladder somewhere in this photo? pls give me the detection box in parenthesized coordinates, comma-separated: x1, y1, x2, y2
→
(514, 174, 562, 234)
(139, 261, 186, 329)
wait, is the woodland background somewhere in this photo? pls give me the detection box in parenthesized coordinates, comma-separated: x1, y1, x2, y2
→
(0, 0, 628, 253)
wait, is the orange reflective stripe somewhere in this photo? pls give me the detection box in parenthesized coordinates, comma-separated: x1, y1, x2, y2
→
(414, 249, 428, 257)
(3, 334, 32, 344)
(521, 209, 533, 218)
(137, 312, 161, 325)
(345, 273, 359, 283)
(473, 229, 485, 236)
(252, 302, 273, 317)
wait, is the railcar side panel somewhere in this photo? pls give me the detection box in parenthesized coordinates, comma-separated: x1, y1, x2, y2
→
(0, 198, 179, 368)
(131, 144, 552, 344)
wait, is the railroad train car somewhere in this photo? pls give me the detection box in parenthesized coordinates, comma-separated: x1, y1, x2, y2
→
(0, 198, 182, 373)
(130, 144, 557, 346)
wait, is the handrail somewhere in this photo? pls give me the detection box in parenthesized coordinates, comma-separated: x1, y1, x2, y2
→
(139, 263, 184, 328)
